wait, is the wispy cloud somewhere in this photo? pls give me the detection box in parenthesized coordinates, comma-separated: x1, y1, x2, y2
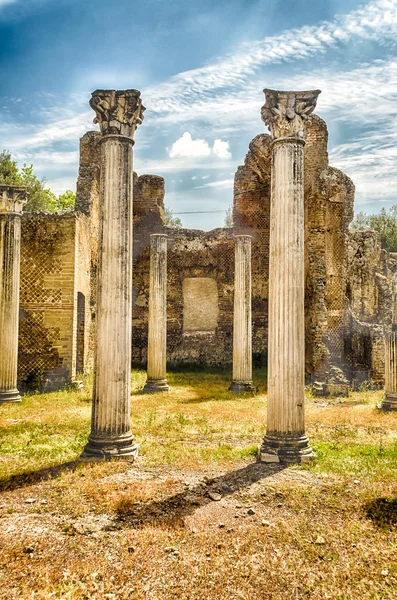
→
(145, 0, 397, 119)
(0, 0, 18, 7)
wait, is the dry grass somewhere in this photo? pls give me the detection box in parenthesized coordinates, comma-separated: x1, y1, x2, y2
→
(0, 369, 396, 599)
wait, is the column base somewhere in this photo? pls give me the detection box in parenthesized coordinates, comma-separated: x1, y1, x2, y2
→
(259, 432, 315, 465)
(80, 431, 139, 462)
(229, 381, 255, 394)
(0, 389, 21, 404)
(142, 379, 170, 394)
(378, 393, 397, 411)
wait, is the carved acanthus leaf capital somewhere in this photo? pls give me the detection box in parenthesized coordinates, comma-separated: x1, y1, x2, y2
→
(0, 185, 27, 214)
(90, 89, 146, 138)
(261, 89, 321, 140)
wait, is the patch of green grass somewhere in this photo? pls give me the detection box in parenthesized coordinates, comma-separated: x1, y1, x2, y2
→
(310, 440, 397, 481)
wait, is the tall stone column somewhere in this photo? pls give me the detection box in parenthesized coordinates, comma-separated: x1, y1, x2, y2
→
(259, 89, 320, 464)
(381, 331, 397, 411)
(143, 233, 169, 393)
(0, 186, 27, 404)
(82, 89, 145, 460)
(230, 235, 254, 393)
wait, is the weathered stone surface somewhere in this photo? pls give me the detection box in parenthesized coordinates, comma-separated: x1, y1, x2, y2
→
(381, 331, 397, 410)
(143, 234, 169, 393)
(230, 235, 254, 393)
(18, 213, 91, 391)
(0, 185, 27, 403)
(82, 89, 143, 461)
(260, 88, 317, 464)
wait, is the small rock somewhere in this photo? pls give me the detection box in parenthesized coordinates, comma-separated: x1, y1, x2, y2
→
(247, 508, 256, 516)
(128, 547, 135, 553)
(381, 569, 389, 577)
(218, 522, 225, 528)
(191, 528, 198, 534)
(25, 498, 37, 504)
(164, 546, 179, 555)
(40, 500, 47, 505)
(235, 504, 243, 509)
(208, 492, 222, 502)
(277, 503, 283, 508)
(354, 479, 360, 485)
(262, 519, 271, 527)
(23, 547, 34, 554)
(315, 535, 325, 545)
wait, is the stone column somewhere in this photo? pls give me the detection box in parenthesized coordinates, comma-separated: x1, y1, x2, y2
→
(143, 233, 169, 393)
(82, 89, 145, 460)
(259, 89, 320, 464)
(230, 235, 254, 393)
(0, 186, 27, 404)
(381, 331, 397, 410)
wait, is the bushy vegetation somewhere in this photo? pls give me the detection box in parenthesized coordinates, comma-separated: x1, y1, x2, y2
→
(351, 205, 397, 252)
(165, 207, 183, 228)
(0, 150, 75, 213)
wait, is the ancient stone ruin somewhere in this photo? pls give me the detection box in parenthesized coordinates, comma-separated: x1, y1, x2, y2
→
(2, 86, 397, 420)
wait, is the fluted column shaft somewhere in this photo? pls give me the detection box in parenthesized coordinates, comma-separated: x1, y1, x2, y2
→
(82, 135, 138, 458)
(260, 137, 314, 463)
(230, 235, 254, 393)
(381, 331, 397, 410)
(143, 234, 169, 393)
(0, 210, 23, 403)
(82, 88, 145, 460)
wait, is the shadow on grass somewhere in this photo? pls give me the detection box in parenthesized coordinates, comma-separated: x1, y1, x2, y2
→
(114, 461, 286, 529)
(0, 460, 82, 493)
(364, 497, 397, 530)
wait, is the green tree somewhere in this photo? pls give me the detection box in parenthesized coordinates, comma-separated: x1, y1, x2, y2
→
(57, 190, 76, 212)
(224, 205, 233, 228)
(351, 206, 397, 252)
(165, 207, 183, 228)
(0, 150, 75, 213)
(0, 151, 21, 184)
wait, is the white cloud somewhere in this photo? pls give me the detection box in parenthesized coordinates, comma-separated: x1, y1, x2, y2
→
(212, 139, 231, 159)
(196, 178, 234, 190)
(145, 0, 397, 121)
(168, 132, 232, 160)
(0, 0, 18, 7)
(168, 132, 211, 158)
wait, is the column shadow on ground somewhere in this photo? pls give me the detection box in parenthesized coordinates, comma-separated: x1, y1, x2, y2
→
(113, 462, 287, 529)
(0, 460, 82, 493)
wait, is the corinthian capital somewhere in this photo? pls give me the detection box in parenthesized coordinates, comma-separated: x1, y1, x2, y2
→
(90, 89, 146, 138)
(261, 89, 321, 140)
(0, 185, 27, 214)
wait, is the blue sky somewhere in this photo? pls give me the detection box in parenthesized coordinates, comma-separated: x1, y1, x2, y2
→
(1, 0, 397, 229)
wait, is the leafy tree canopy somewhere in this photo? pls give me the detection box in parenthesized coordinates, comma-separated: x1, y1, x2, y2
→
(351, 206, 397, 252)
(0, 151, 76, 213)
(165, 207, 183, 228)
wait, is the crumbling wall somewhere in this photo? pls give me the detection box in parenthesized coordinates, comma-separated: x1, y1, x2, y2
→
(131, 172, 235, 366)
(233, 116, 355, 387)
(18, 213, 90, 390)
(345, 230, 393, 385)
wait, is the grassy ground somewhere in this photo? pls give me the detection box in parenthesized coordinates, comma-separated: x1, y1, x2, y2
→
(0, 369, 396, 599)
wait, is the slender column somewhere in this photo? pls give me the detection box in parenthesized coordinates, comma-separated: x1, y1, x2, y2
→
(0, 186, 27, 404)
(230, 235, 254, 393)
(143, 233, 169, 393)
(381, 331, 397, 410)
(259, 89, 320, 464)
(82, 89, 145, 460)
